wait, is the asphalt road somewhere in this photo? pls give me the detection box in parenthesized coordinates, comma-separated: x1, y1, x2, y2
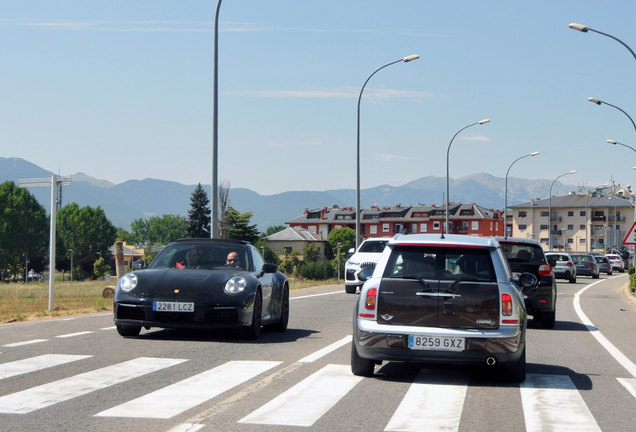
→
(2, 276, 636, 432)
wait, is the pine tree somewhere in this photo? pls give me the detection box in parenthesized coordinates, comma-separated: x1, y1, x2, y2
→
(186, 183, 211, 238)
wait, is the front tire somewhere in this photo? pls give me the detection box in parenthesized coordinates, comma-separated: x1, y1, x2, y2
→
(245, 291, 262, 340)
(502, 345, 526, 383)
(117, 324, 141, 337)
(351, 342, 376, 377)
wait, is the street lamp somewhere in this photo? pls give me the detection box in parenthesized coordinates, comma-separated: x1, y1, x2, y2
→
(569, 23, 636, 62)
(355, 54, 420, 250)
(69, 249, 73, 282)
(211, 0, 223, 239)
(588, 98, 636, 135)
(337, 243, 342, 282)
(445, 119, 491, 236)
(548, 170, 577, 251)
(504, 151, 540, 239)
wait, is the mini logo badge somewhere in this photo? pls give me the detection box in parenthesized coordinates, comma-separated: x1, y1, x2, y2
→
(381, 314, 393, 321)
(476, 319, 495, 325)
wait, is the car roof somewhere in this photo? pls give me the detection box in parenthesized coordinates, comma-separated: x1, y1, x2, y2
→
(362, 237, 392, 242)
(388, 233, 499, 248)
(173, 238, 250, 246)
(494, 236, 542, 247)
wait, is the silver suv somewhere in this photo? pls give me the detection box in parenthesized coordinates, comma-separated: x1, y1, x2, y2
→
(545, 252, 577, 283)
(351, 234, 535, 383)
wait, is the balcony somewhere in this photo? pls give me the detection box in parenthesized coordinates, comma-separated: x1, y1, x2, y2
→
(610, 216, 626, 222)
(550, 229, 562, 236)
(592, 215, 606, 222)
(550, 216, 562, 222)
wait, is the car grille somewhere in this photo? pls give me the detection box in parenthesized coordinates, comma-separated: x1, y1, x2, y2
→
(205, 309, 239, 323)
(116, 304, 145, 321)
(346, 269, 356, 281)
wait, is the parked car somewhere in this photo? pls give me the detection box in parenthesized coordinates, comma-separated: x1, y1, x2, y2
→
(497, 237, 557, 329)
(351, 234, 536, 383)
(345, 238, 390, 294)
(545, 253, 577, 283)
(594, 256, 613, 275)
(571, 254, 600, 278)
(113, 238, 289, 339)
(604, 254, 626, 273)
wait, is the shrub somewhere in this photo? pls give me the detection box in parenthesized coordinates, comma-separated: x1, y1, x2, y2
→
(631, 273, 636, 293)
(628, 266, 635, 275)
(296, 262, 335, 280)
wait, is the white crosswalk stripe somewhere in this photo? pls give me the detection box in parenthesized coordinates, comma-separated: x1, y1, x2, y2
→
(95, 360, 281, 419)
(0, 357, 186, 414)
(238, 364, 364, 427)
(520, 374, 601, 432)
(385, 369, 469, 432)
(0, 354, 92, 380)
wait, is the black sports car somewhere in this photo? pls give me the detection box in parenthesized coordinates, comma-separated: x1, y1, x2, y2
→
(113, 238, 289, 339)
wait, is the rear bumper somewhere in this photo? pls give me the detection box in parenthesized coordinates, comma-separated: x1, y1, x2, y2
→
(552, 269, 574, 279)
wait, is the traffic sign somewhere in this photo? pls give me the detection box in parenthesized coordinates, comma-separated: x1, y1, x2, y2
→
(623, 221, 636, 245)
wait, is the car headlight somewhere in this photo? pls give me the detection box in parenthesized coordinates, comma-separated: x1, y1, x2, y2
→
(224, 276, 247, 295)
(119, 273, 138, 292)
(347, 261, 359, 267)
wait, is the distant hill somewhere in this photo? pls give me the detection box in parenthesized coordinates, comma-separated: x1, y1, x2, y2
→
(0, 157, 576, 231)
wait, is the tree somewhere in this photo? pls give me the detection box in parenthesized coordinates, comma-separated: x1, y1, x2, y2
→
(0, 181, 49, 280)
(147, 214, 187, 245)
(254, 240, 280, 265)
(218, 180, 230, 238)
(186, 183, 211, 238)
(57, 203, 117, 279)
(303, 244, 320, 263)
(225, 206, 260, 244)
(129, 218, 150, 244)
(327, 227, 357, 257)
(261, 225, 287, 238)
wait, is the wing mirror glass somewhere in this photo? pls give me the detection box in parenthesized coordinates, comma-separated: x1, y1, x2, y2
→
(516, 273, 538, 289)
(358, 267, 374, 282)
(131, 260, 145, 270)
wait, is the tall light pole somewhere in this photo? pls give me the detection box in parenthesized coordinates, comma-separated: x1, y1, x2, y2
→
(588, 98, 636, 135)
(69, 249, 73, 282)
(504, 151, 539, 239)
(585, 183, 610, 253)
(548, 170, 577, 250)
(211, 0, 223, 239)
(445, 119, 490, 236)
(355, 54, 420, 250)
(337, 242, 342, 282)
(569, 23, 636, 62)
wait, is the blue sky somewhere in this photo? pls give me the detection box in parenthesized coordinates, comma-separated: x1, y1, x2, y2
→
(2, 1, 636, 196)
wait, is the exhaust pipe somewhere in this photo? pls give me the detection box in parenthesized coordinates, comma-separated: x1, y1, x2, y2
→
(485, 356, 497, 366)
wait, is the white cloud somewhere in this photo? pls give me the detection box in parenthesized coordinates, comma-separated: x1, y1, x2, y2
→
(459, 135, 492, 142)
(370, 154, 409, 162)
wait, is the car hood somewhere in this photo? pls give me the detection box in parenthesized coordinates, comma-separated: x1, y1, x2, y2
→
(348, 252, 383, 264)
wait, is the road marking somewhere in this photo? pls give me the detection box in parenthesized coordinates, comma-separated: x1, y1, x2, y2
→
(95, 361, 281, 419)
(167, 424, 206, 432)
(520, 374, 601, 432)
(291, 290, 343, 300)
(1, 339, 48, 347)
(298, 336, 352, 363)
(385, 369, 468, 432)
(100, 326, 116, 330)
(573, 277, 636, 377)
(238, 364, 363, 427)
(56, 331, 94, 338)
(0, 357, 186, 414)
(0, 354, 93, 380)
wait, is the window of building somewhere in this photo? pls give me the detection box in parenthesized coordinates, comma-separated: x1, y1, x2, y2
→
(308, 225, 317, 233)
(580, 238, 586, 244)
(540, 238, 548, 244)
(580, 224, 585, 229)
(284, 247, 293, 254)
(518, 211, 527, 218)
(568, 238, 573, 243)
(540, 211, 549, 217)
(540, 225, 548, 230)
(433, 222, 440, 230)
(594, 225, 604, 231)
(490, 221, 493, 230)
(420, 223, 427, 232)
(471, 221, 479, 231)
(412, 223, 417, 233)
(518, 224, 527, 230)
(370, 225, 377, 235)
(383, 223, 390, 232)
(460, 209, 473, 215)
(568, 211, 574, 217)
(580, 211, 586, 216)
(568, 224, 574, 230)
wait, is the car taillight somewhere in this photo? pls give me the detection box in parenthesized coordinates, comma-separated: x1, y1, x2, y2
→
(501, 293, 512, 316)
(617, 260, 622, 264)
(588, 263, 595, 267)
(539, 264, 552, 277)
(566, 262, 573, 266)
(358, 288, 378, 319)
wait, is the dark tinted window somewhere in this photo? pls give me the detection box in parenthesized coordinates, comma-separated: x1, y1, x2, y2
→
(546, 254, 571, 261)
(382, 245, 496, 282)
(358, 240, 388, 253)
(572, 255, 595, 263)
(149, 243, 249, 270)
(499, 242, 545, 263)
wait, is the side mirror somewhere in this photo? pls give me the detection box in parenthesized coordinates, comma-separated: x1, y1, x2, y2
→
(132, 260, 145, 270)
(548, 259, 556, 267)
(358, 267, 374, 282)
(516, 273, 538, 289)
(262, 263, 278, 274)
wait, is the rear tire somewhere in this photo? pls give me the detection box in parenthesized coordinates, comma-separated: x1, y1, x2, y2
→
(502, 345, 526, 383)
(345, 285, 357, 294)
(540, 310, 556, 329)
(569, 275, 576, 283)
(351, 342, 376, 377)
(269, 285, 289, 332)
(593, 272, 600, 279)
(245, 291, 262, 340)
(116, 324, 141, 337)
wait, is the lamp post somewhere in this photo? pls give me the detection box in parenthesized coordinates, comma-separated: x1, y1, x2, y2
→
(504, 151, 540, 239)
(355, 54, 420, 250)
(211, 0, 223, 239)
(585, 183, 610, 253)
(588, 98, 636, 135)
(445, 119, 491, 236)
(337, 242, 342, 282)
(549, 170, 577, 251)
(569, 23, 636, 62)
(69, 249, 73, 282)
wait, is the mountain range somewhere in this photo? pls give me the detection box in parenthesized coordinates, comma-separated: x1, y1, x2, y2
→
(0, 157, 576, 231)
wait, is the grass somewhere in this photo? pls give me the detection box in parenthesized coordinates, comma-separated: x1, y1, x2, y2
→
(0, 276, 342, 324)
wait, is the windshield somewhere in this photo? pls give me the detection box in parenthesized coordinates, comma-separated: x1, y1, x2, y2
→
(148, 243, 250, 271)
(358, 240, 388, 253)
(499, 242, 545, 263)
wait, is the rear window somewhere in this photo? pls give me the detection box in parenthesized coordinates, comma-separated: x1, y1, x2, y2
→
(572, 255, 595, 263)
(547, 254, 570, 261)
(594, 257, 608, 263)
(382, 245, 496, 282)
(358, 240, 388, 253)
(499, 242, 546, 263)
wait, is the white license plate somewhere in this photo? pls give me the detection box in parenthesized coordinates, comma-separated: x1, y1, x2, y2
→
(408, 335, 465, 351)
(153, 301, 194, 312)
